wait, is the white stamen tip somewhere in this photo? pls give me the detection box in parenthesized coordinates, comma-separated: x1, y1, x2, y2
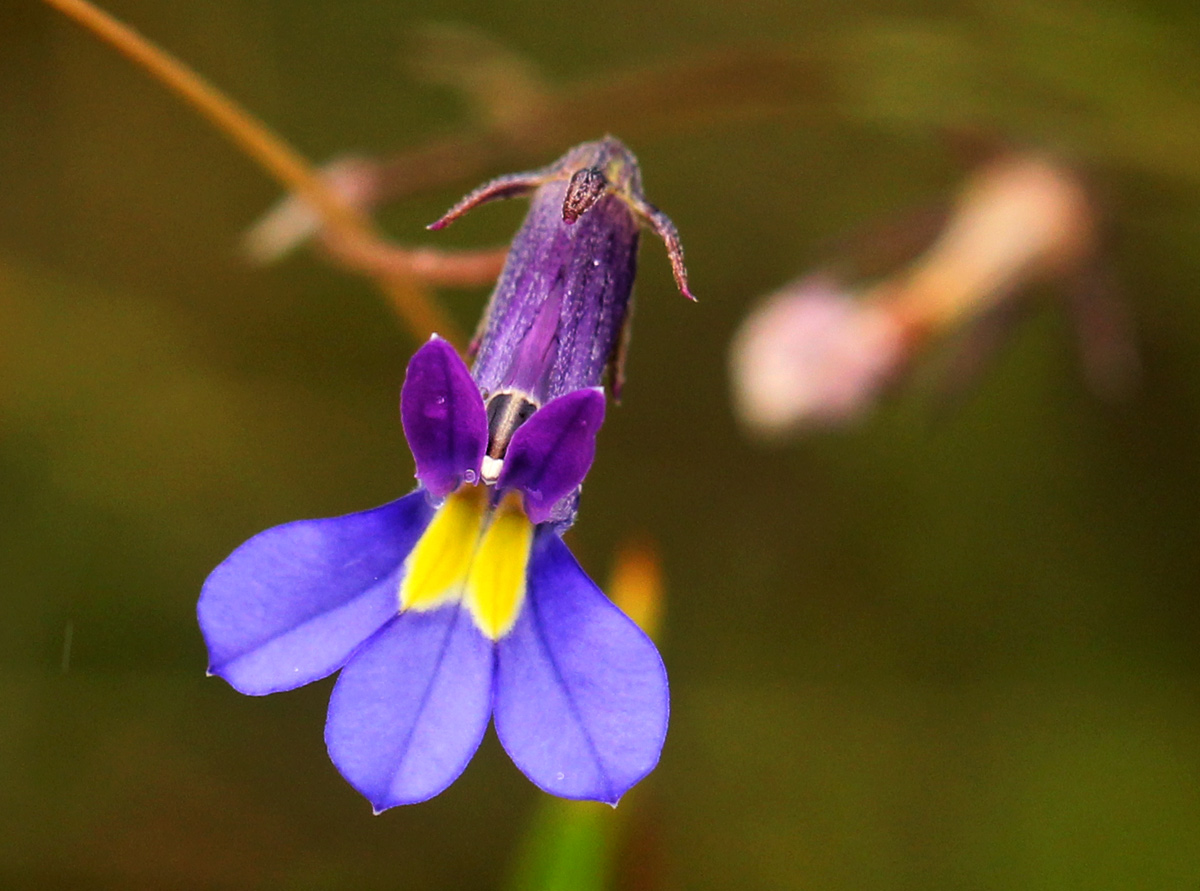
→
(481, 456, 504, 483)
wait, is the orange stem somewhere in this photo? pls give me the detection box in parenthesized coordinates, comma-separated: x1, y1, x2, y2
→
(39, 0, 461, 345)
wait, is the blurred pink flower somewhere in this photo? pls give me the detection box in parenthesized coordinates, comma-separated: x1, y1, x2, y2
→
(730, 278, 905, 433)
(731, 154, 1110, 435)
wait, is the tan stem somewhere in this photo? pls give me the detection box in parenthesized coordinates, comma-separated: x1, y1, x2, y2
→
(39, 0, 462, 345)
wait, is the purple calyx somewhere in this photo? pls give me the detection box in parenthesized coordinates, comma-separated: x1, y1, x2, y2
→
(427, 137, 695, 408)
(401, 337, 605, 525)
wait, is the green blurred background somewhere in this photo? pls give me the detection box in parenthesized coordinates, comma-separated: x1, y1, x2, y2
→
(3, 0, 1200, 887)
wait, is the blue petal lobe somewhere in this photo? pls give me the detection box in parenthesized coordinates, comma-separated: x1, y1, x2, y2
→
(325, 606, 494, 810)
(496, 388, 605, 525)
(494, 531, 669, 804)
(401, 337, 488, 496)
(199, 492, 433, 695)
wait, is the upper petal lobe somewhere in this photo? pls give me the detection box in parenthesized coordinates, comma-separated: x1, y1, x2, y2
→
(496, 388, 606, 524)
(493, 531, 669, 804)
(199, 491, 433, 695)
(401, 337, 488, 496)
(325, 605, 494, 810)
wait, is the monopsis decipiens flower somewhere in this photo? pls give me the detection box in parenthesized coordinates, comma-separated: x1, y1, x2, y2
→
(199, 137, 692, 811)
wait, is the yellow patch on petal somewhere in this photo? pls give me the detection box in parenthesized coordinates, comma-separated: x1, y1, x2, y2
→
(465, 491, 534, 640)
(400, 485, 488, 612)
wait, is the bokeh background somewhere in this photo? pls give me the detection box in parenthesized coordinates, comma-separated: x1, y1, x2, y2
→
(3, 0, 1200, 888)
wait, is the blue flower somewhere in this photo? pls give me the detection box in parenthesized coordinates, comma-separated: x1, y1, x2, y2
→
(199, 137, 691, 811)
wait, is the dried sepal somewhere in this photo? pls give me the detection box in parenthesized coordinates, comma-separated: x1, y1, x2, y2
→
(427, 169, 553, 231)
(627, 194, 696, 301)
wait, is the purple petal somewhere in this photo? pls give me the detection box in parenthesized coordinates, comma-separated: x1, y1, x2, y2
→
(199, 492, 434, 695)
(401, 337, 488, 497)
(494, 531, 668, 804)
(496, 388, 606, 524)
(325, 606, 494, 810)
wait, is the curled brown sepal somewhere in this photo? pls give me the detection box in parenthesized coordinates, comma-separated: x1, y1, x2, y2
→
(428, 136, 696, 301)
(426, 168, 552, 231)
(627, 193, 696, 302)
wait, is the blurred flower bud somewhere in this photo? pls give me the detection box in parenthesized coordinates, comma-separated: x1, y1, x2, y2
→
(731, 153, 1108, 435)
(607, 536, 665, 641)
